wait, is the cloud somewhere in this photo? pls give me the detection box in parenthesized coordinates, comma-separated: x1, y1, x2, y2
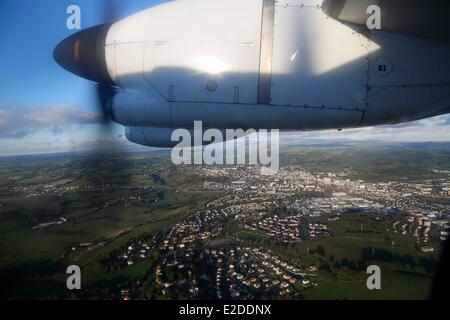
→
(0, 104, 102, 139)
(1, 102, 449, 156)
(279, 114, 450, 144)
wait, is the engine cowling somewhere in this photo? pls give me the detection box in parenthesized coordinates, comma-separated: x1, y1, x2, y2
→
(112, 90, 364, 131)
(126, 126, 182, 148)
(111, 90, 170, 127)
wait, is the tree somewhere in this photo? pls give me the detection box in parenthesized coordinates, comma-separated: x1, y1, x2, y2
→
(340, 257, 350, 268)
(316, 245, 326, 257)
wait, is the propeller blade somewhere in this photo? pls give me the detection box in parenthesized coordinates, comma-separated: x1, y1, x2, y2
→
(100, 0, 120, 23)
(95, 83, 116, 125)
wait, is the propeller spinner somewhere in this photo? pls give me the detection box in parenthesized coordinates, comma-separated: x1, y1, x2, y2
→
(53, 24, 117, 125)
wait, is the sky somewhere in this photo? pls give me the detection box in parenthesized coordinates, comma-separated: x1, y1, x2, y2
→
(0, 0, 449, 156)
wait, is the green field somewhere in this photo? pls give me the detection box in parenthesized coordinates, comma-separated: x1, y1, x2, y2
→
(225, 224, 270, 242)
(304, 270, 432, 300)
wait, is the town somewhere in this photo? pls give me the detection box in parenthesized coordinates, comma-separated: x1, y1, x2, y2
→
(101, 164, 449, 300)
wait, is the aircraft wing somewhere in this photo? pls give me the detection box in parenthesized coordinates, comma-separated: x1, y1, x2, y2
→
(322, 0, 450, 43)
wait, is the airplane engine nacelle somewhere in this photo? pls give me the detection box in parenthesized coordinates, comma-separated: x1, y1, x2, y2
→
(54, 0, 450, 144)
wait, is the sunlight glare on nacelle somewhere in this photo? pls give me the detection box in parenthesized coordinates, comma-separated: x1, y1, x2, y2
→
(193, 57, 231, 75)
